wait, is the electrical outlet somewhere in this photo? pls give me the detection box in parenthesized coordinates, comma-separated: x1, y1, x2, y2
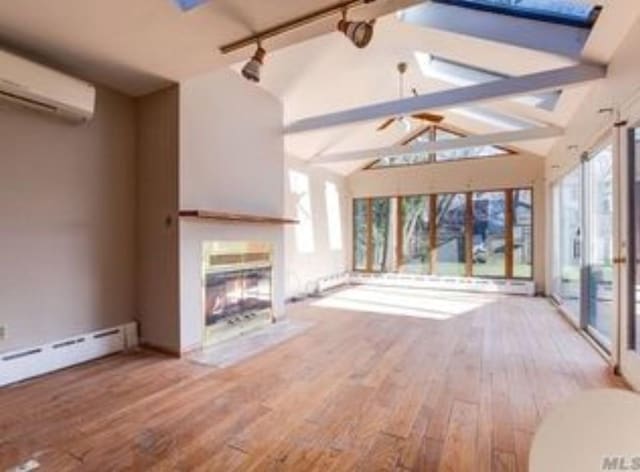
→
(0, 325, 6, 341)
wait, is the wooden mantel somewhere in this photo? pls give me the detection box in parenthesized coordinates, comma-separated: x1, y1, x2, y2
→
(179, 210, 298, 225)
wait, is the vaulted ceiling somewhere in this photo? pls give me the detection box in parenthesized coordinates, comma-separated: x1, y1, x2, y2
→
(249, 0, 640, 174)
(0, 0, 422, 95)
(0, 0, 639, 175)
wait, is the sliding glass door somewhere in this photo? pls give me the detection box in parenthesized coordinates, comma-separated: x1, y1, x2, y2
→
(551, 142, 614, 349)
(622, 124, 640, 388)
(631, 127, 640, 355)
(552, 167, 582, 321)
(585, 145, 614, 347)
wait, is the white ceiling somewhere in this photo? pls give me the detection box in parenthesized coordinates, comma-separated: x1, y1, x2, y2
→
(0, 0, 639, 175)
(249, 0, 640, 174)
(0, 0, 423, 96)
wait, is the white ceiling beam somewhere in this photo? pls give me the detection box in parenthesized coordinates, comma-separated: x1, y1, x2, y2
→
(310, 126, 564, 164)
(285, 63, 605, 134)
(399, 2, 590, 60)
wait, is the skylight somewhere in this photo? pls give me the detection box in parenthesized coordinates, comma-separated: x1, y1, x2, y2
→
(174, 0, 208, 11)
(431, 0, 600, 28)
(415, 52, 562, 112)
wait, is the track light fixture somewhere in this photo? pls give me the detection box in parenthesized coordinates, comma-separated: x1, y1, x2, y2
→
(241, 42, 266, 83)
(337, 10, 375, 48)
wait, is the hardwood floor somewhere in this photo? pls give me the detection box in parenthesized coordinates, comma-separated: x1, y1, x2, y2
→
(0, 288, 627, 471)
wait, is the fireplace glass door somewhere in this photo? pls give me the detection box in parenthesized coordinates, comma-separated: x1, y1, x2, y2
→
(203, 241, 273, 345)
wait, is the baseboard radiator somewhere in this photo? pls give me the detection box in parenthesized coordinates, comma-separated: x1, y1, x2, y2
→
(316, 272, 351, 293)
(0, 322, 138, 388)
(350, 272, 535, 296)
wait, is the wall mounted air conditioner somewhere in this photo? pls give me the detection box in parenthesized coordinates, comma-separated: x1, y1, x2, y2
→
(0, 49, 95, 122)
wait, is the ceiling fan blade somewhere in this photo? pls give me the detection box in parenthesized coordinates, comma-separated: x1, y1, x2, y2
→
(174, 0, 209, 12)
(377, 118, 397, 131)
(411, 112, 444, 123)
(401, 126, 431, 146)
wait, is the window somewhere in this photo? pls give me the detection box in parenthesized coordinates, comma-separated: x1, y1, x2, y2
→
(353, 188, 533, 279)
(431, 0, 600, 28)
(371, 198, 395, 272)
(367, 125, 510, 169)
(472, 191, 506, 277)
(435, 128, 508, 162)
(513, 189, 533, 278)
(368, 152, 430, 169)
(353, 199, 368, 271)
(552, 167, 582, 320)
(325, 182, 343, 250)
(288, 170, 314, 254)
(399, 195, 430, 273)
(435, 193, 467, 276)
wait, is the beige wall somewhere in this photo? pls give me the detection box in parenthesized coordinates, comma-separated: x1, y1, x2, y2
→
(284, 156, 351, 299)
(0, 86, 136, 353)
(178, 69, 286, 352)
(347, 153, 546, 292)
(136, 85, 181, 353)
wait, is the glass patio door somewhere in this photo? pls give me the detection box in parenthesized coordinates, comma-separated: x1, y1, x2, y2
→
(621, 122, 640, 389)
(584, 144, 614, 348)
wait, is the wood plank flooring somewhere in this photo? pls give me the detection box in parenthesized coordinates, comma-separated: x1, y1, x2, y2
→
(0, 288, 627, 471)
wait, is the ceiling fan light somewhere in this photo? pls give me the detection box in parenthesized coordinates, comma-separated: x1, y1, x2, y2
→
(337, 19, 374, 48)
(241, 46, 266, 83)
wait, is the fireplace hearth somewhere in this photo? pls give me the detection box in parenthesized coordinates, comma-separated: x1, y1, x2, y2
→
(203, 241, 273, 345)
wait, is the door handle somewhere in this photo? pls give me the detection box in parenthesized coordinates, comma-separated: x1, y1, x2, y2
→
(613, 257, 627, 264)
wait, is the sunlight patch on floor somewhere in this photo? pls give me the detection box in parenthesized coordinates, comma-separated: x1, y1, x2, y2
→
(311, 285, 500, 320)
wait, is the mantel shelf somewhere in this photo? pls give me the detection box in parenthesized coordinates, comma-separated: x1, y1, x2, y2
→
(179, 210, 299, 225)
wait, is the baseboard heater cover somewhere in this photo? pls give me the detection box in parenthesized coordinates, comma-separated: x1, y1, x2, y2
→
(316, 272, 351, 293)
(349, 273, 535, 296)
(0, 322, 138, 387)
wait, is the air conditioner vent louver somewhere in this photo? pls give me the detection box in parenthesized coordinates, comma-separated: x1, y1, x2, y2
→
(0, 49, 95, 122)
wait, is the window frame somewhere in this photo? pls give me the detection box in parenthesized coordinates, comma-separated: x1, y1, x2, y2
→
(431, 0, 601, 29)
(352, 186, 535, 281)
(364, 125, 514, 171)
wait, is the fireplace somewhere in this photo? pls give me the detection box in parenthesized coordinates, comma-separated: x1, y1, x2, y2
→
(202, 241, 273, 345)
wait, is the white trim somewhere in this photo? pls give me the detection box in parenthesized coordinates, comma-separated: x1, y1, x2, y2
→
(0, 322, 138, 387)
(349, 272, 534, 296)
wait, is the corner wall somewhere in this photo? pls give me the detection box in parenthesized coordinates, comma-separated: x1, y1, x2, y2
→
(0, 86, 137, 353)
(136, 85, 181, 353)
(284, 156, 351, 299)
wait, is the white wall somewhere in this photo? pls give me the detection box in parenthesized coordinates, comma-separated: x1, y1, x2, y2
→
(545, 17, 640, 389)
(347, 153, 546, 292)
(178, 69, 286, 352)
(284, 156, 351, 299)
(0, 86, 136, 353)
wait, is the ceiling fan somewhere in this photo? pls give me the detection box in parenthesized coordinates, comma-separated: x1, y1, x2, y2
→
(376, 62, 444, 133)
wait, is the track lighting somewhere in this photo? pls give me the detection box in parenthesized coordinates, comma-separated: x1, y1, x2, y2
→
(241, 43, 266, 83)
(337, 11, 375, 48)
